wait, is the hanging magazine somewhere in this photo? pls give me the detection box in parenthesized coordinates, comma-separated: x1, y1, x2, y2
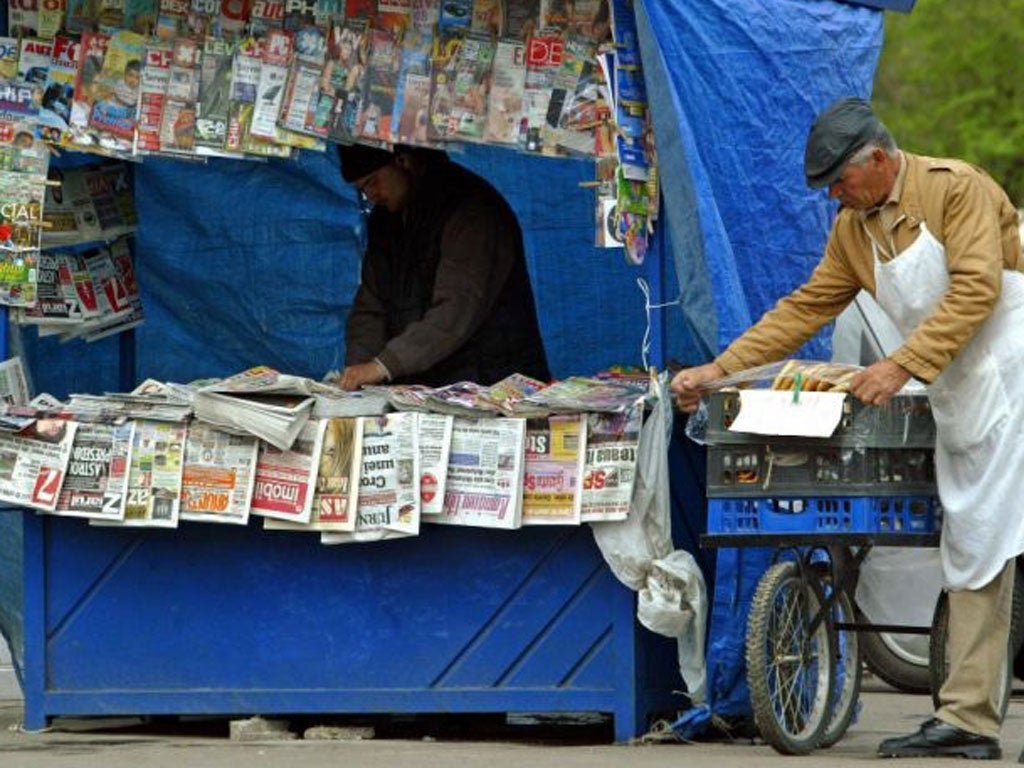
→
(136, 41, 173, 153)
(249, 27, 293, 139)
(0, 170, 45, 307)
(194, 36, 235, 153)
(482, 37, 525, 145)
(36, 36, 79, 147)
(51, 421, 135, 521)
(69, 32, 111, 152)
(390, 22, 432, 144)
(0, 79, 48, 176)
(355, 25, 401, 142)
(325, 18, 368, 141)
(158, 36, 201, 155)
(521, 413, 586, 525)
(88, 30, 146, 154)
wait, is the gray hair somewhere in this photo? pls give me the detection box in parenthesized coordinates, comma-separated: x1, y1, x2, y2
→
(846, 127, 898, 166)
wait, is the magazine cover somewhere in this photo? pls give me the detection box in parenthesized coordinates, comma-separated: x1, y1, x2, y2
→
(355, 25, 400, 142)
(521, 413, 586, 525)
(136, 41, 172, 153)
(249, 0, 285, 34)
(51, 421, 135, 521)
(502, 0, 539, 39)
(9, 0, 41, 36)
(16, 39, 51, 85)
(482, 37, 525, 144)
(520, 28, 562, 153)
(0, 38, 17, 80)
(69, 32, 110, 151)
(155, 0, 190, 38)
(0, 170, 44, 307)
(249, 27, 292, 139)
(332, 19, 369, 140)
(0, 80, 47, 176)
(446, 32, 494, 141)
(65, 0, 97, 33)
(321, 17, 367, 142)
(425, 27, 461, 141)
(541, 35, 596, 156)
(194, 35, 234, 151)
(225, 34, 260, 151)
(36, 36, 79, 147)
(89, 30, 146, 152)
(158, 36, 200, 154)
(389, 21, 431, 144)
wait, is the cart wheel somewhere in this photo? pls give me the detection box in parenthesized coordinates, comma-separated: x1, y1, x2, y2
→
(928, 580, 1022, 720)
(819, 586, 862, 748)
(746, 561, 836, 755)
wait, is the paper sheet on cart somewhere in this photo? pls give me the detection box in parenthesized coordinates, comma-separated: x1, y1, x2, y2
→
(727, 390, 845, 438)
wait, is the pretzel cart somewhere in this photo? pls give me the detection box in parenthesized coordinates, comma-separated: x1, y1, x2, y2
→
(698, 365, 942, 755)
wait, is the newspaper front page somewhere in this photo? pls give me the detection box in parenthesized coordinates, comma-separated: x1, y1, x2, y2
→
(522, 413, 587, 525)
(580, 403, 641, 522)
(436, 416, 525, 529)
(52, 420, 134, 520)
(250, 418, 327, 524)
(117, 419, 187, 527)
(0, 419, 78, 511)
(417, 412, 452, 517)
(265, 416, 363, 532)
(179, 421, 259, 525)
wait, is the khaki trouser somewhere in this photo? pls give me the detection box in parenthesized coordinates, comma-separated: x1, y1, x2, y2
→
(935, 558, 1016, 737)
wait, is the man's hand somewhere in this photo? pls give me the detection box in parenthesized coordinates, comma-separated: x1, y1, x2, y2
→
(339, 361, 388, 391)
(849, 359, 911, 406)
(670, 362, 726, 413)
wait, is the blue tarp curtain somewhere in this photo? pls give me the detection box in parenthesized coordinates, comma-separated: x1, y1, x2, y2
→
(1, 0, 882, 707)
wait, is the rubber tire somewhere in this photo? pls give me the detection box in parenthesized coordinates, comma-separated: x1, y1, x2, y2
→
(820, 588, 862, 749)
(929, 558, 1024, 718)
(746, 561, 836, 755)
(860, 619, 931, 694)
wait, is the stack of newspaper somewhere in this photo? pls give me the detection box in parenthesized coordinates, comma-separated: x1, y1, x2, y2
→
(192, 367, 315, 451)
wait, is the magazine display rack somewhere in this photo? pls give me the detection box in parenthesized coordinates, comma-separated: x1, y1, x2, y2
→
(15, 510, 681, 741)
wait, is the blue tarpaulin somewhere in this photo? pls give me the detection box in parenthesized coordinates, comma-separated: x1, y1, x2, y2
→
(1, 0, 883, 712)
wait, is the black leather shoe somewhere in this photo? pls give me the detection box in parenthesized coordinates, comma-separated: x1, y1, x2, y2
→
(878, 718, 1000, 759)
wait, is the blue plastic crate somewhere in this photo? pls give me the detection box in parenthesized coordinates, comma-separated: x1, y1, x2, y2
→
(707, 496, 939, 535)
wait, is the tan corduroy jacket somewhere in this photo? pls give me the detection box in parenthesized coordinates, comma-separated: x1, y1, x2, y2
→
(715, 152, 1022, 384)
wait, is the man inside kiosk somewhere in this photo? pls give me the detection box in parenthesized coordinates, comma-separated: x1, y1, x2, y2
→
(337, 143, 551, 390)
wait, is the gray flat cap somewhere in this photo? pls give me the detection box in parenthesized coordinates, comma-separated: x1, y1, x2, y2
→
(804, 97, 883, 188)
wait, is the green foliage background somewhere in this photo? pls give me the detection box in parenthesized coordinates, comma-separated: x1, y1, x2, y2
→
(873, 1, 1024, 205)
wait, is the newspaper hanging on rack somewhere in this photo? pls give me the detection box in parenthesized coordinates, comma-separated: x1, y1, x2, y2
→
(179, 422, 259, 525)
(580, 402, 642, 522)
(102, 419, 187, 527)
(521, 413, 586, 525)
(0, 418, 78, 511)
(265, 416, 363, 532)
(321, 412, 419, 544)
(250, 418, 327, 524)
(51, 420, 134, 521)
(435, 416, 526, 529)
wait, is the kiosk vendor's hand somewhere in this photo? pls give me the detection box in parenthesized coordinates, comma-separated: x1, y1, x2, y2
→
(670, 362, 725, 413)
(849, 359, 911, 406)
(339, 361, 388, 391)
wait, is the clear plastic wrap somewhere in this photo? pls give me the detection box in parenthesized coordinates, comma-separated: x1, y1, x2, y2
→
(684, 360, 935, 449)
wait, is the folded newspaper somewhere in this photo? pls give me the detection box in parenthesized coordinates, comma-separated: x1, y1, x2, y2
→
(521, 375, 649, 413)
(192, 367, 315, 450)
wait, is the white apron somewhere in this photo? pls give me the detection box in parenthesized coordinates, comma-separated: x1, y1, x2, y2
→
(871, 222, 1024, 590)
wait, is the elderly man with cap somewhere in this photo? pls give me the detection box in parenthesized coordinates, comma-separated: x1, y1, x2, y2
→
(672, 96, 1024, 760)
(336, 143, 550, 390)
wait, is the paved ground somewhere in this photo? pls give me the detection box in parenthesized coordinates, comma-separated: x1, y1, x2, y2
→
(0, 681, 1021, 767)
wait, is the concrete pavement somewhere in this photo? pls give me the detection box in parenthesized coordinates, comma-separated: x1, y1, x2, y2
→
(0, 682, 1022, 767)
